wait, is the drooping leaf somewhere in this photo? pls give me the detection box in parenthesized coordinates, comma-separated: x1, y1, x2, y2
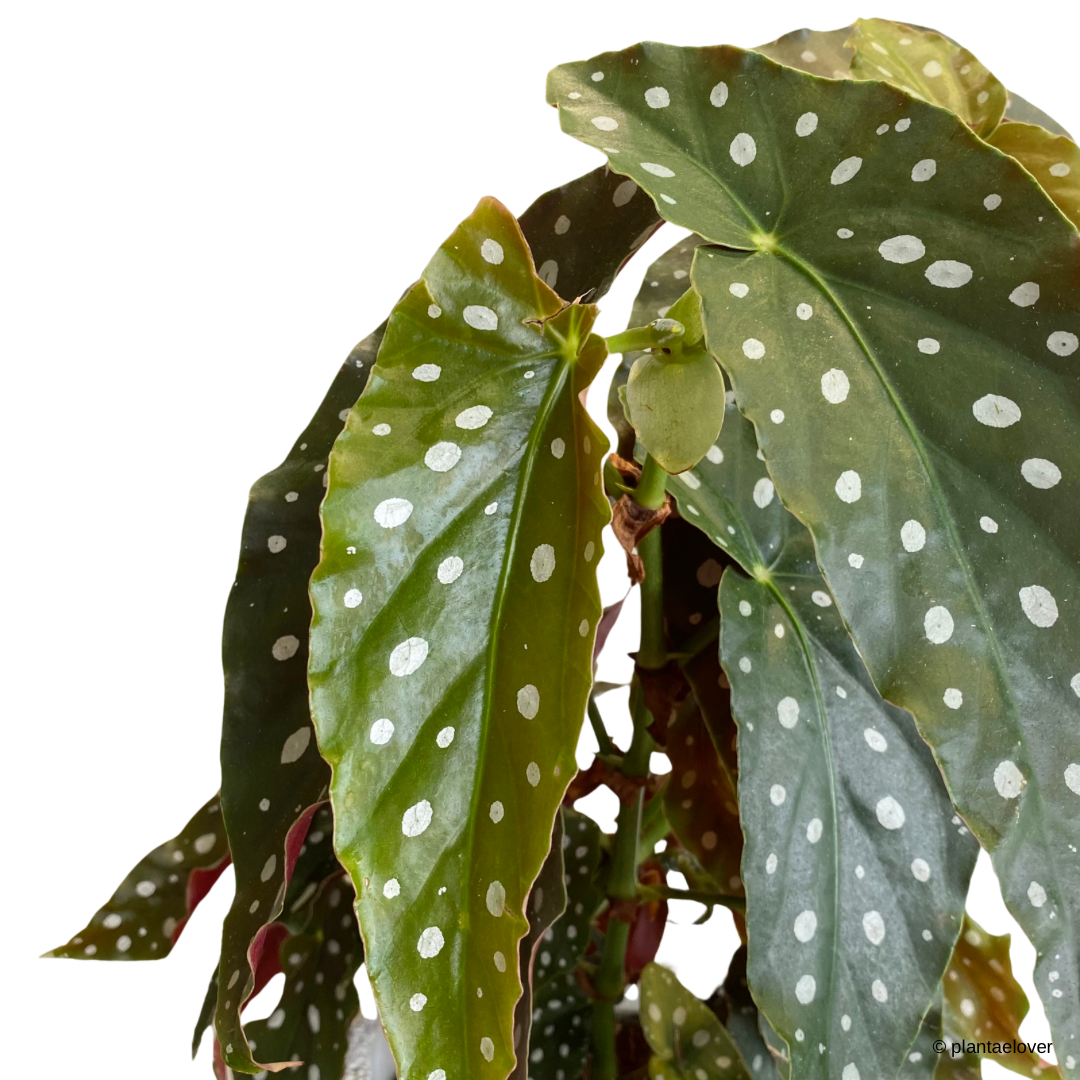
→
(47, 794, 229, 961)
(308, 196, 611, 1080)
(988, 121, 1080, 228)
(527, 809, 603, 1080)
(640, 963, 752, 1080)
(695, 405, 977, 1079)
(713, 947, 781, 1080)
(211, 157, 662, 1072)
(754, 26, 853, 80)
(549, 43, 1080, 1063)
(625, 269, 978, 1074)
(940, 916, 1059, 1079)
(214, 320, 380, 1072)
(511, 813, 567, 1080)
(848, 18, 1006, 138)
(242, 875, 363, 1079)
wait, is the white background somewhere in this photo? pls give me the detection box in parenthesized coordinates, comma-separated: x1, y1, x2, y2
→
(3, 2, 1076, 1076)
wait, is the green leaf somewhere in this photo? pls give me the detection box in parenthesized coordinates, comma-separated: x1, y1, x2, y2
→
(617, 235, 977, 1074)
(550, 42, 1080, 1066)
(848, 18, 1006, 138)
(694, 407, 977, 1079)
(214, 323, 379, 1074)
(527, 809, 603, 1080)
(988, 121, 1080, 228)
(755, 21, 1070, 138)
(308, 196, 611, 1080)
(754, 26, 853, 80)
(242, 875, 363, 1080)
(47, 794, 229, 961)
(640, 963, 752, 1079)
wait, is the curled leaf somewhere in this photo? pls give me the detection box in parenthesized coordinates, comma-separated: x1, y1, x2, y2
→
(848, 18, 1006, 137)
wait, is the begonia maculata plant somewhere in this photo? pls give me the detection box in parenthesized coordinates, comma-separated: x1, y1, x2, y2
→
(49, 17, 1080, 1080)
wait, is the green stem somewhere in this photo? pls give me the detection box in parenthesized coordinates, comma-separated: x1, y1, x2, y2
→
(605, 319, 685, 355)
(635, 455, 668, 671)
(588, 697, 616, 758)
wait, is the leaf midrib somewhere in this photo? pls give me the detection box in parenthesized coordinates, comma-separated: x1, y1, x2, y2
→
(460, 327, 579, 1063)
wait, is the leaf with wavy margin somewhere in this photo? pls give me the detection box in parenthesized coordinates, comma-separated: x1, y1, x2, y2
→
(309, 196, 611, 1079)
(848, 18, 1006, 138)
(549, 42, 1080, 1072)
(241, 876, 363, 1080)
(511, 813, 566, 1080)
(527, 809, 602, 1080)
(47, 794, 229, 961)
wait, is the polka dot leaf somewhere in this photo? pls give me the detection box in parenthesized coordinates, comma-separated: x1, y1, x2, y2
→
(525, 809, 602, 1080)
(848, 18, 1006, 138)
(755, 25, 854, 81)
(308, 197, 612, 1080)
(550, 41, 1080, 1065)
(938, 916, 1056, 1078)
(640, 962, 753, 1079)
(668, 390, 978, 1079)
(213, 323, 379, 1074)
(987, 121, 1080, 228)
(45, 794, 230, 962)
(238, 876, 363, 1080)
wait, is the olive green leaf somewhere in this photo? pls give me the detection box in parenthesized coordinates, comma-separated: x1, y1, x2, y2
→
(511, 813, 566, 1080)
(241, 876, 363, 1080)
(848, 18, 1006, 138)
(47, 794, 229, 961)
(988, 122, 1080, 227)
(210, 156, 659, 1072)
(755, 21, 1069, 139)
(714, 947, 781, 1080)
(640, 963, 752, 1080)
(214, 321, 379, 1074)
(518, 164, 662, 304)
(549, 42, 1080, 1065)
(527, 809, 603, 1080)
(941, 916, 1059, 1079)
(308, 196, 610, 1080)
(754, 26, 853, 80)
